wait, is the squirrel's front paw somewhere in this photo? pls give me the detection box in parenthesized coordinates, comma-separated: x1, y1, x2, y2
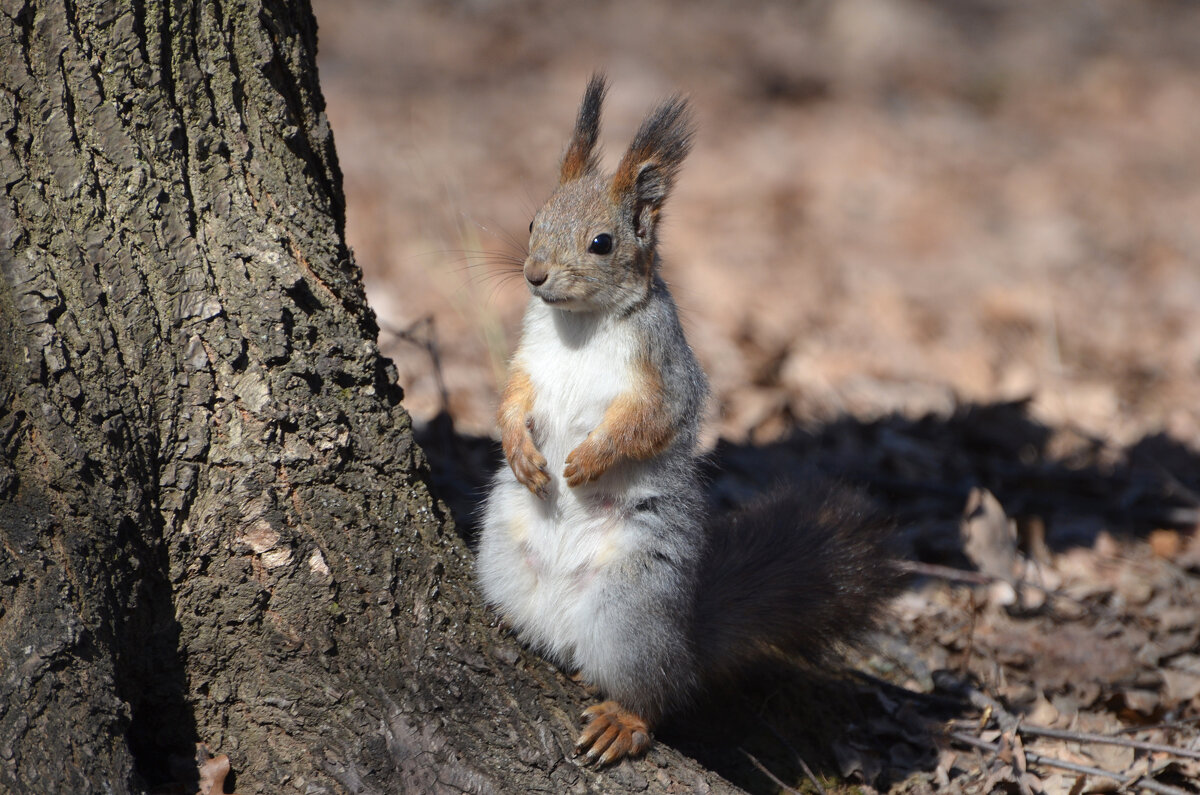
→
(575, 701, 652, 765)
(564, 435, 616, 488)
(506, 435, 550, 498)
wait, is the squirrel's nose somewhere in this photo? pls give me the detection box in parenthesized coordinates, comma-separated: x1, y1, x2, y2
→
(525, 259, 549, 287)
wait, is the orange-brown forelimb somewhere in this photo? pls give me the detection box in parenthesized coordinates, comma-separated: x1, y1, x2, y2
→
(498, 364, 550, 498)
(563, 358, 675, 487)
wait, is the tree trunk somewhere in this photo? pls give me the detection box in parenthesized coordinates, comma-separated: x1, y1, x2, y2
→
(0, 2, 738, 792)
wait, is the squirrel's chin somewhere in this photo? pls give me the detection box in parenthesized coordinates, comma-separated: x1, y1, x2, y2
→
(533, 290, 590, 312)
(533, 286, 647, 315)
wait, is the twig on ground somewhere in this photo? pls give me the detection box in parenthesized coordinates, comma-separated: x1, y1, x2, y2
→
(1138, 451, 1200, 508)
(940, 676, 1200, 795)
(751, 710, 829, 795)
(895, 560, 993, 585)
(897, 559, 1109, 620)
(957, 591, 980, 680)
(947, 731, 1192, 795)
(1018, 725, 1200, 762)
(933, 671, 1021, 734)
(942, 676, 1200, 763)
(739, 749, 805, 795)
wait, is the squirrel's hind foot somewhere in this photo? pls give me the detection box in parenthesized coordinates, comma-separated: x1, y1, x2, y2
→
(574, 700, 652, 765)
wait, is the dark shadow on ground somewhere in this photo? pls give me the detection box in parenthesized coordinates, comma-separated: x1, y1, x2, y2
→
(657, 664, 966, 793)
(412, 399, 1200, 790)
(416, 398, 1200, 559)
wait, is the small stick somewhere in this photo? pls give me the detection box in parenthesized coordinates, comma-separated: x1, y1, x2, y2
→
(895, 560, 993, 585)
(957, 590, 980, 679)
(897, 560, 1106, 619)
(751, 710, 829, 795)
(940, 676, 1200, 762)
(947, 731, 1192, 795)
(739, 749, 805, 795)
(1018, 725, 1200, 762)
(1139, 451, 1200, 508)
(934, 672, 1021, 733)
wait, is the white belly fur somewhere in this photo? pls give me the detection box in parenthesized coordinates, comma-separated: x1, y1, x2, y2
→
(478, 305, 648, 668)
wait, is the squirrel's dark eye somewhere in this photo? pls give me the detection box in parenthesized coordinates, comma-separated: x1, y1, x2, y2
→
(529, 220, 534, 234)
(588, 233, 613, 255)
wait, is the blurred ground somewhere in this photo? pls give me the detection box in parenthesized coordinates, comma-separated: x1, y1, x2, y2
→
(313, 1, 1200, 792)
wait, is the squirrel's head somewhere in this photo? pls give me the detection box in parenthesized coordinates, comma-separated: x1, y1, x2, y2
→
(524, 74, 693, 313)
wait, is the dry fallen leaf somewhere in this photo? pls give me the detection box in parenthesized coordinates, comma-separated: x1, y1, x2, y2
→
(962, 487, 1018, 581)
(1161, 667, 1200, 703)
(1079, 734, 1135, 775)
(1114, 688, 1162, 720)
(1027, 696, 1061, 728)
(1148, 529, 1183, 559)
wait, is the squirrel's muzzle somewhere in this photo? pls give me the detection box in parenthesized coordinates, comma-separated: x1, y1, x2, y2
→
(524, 256, 550, 287)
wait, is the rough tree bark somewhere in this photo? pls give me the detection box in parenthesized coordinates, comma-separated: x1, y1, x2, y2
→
(0, 1, 741, 792)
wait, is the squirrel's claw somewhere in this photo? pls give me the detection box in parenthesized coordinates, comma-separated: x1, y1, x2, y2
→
(564, 436, 615, 488)
(574, 701, 651, 766)
(561, 459, 587, 489)
(516, 462, 550, 499)
(500, 409, 550, 498)
(507, 437, 550, 498)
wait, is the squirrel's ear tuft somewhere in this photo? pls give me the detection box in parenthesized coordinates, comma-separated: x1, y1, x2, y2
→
(560, 74, 608, 184)
(610, 95, 693, 238)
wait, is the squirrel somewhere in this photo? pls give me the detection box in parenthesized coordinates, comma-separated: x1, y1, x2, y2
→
(476, 74, 899, 766)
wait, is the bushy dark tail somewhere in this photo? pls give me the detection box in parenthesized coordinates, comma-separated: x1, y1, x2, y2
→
(693, 480, 902, 682)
